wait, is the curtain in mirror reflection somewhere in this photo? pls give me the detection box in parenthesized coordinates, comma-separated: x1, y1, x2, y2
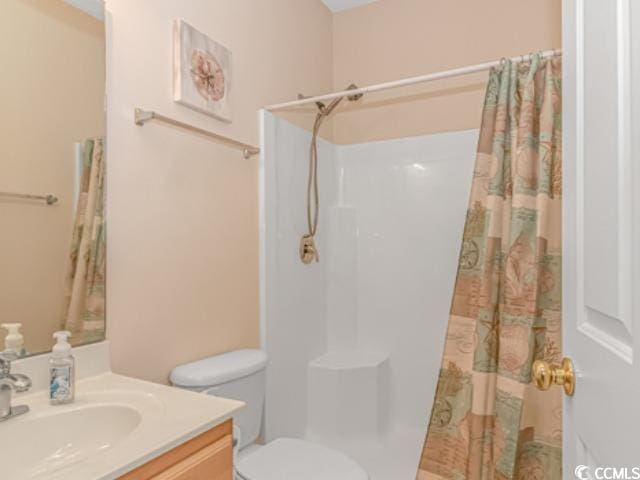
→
(62, 138, 106, 346)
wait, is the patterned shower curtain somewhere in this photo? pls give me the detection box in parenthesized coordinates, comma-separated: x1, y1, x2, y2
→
(417, 53, 562, 480)
(62, 138, 106, 344)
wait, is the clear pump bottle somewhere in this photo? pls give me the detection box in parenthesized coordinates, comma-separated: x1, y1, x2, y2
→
(1, 323, 27, 357)
(49, 331, 75, 405)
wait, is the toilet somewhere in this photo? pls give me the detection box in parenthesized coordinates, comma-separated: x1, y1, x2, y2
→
(170, 349, 369, 480)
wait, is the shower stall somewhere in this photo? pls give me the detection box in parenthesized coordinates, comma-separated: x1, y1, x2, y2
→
(259, 110, 477, 478)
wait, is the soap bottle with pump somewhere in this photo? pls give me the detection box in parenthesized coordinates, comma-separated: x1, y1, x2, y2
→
(1, 323, 27, 358)
(49, 331, 75, 405)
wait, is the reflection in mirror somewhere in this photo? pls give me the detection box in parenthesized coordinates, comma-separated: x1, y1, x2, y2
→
(0, 0, 106, 356)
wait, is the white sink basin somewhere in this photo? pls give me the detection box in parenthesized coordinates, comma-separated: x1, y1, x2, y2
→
(0, 373, 243, 480)
(0, 404, 142, 478)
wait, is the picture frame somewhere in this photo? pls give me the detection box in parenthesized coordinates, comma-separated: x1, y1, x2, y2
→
(173, 19, 232, 122)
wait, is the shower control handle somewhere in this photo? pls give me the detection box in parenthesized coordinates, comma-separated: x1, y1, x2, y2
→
(531, 357, 575, 396)
(300, 234, 319, 264)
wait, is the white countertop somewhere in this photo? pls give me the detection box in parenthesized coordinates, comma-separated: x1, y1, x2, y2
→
(0, 372, 244, 480)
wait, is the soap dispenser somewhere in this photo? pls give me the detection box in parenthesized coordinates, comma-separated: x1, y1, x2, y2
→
(49, 331, 75, 405)
(1, 323, 27, 357)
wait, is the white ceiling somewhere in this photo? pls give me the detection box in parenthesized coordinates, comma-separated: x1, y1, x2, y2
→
(321, 0, 379, 13)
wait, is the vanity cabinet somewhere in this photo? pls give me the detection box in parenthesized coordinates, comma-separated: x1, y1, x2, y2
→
(120, 419, 233, 480)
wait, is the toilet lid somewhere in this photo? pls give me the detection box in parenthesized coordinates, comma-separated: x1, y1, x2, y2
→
(236, 438, 368, 480)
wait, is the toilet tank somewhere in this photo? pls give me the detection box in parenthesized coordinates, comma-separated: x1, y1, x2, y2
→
(170, 349, 268, 449)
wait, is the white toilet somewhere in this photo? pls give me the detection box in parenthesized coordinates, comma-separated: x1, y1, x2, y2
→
(170, 349, 369, 480)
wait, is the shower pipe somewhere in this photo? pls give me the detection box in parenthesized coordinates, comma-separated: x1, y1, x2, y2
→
(299, 85, 363, 265)
(264, 49, 561, 111)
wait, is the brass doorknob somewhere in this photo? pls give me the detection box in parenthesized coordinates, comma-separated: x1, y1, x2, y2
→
(531, 357, 575, 396)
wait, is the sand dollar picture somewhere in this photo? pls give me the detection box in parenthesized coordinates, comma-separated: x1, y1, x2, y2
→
(174, 19, 232, 122)
(190, 49, 225, 101)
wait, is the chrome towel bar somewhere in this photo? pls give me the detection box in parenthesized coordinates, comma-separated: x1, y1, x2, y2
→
(134, 108, 260, 159)
(0, 191, 58, 205)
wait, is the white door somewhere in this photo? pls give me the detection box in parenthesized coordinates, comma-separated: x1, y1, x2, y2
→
(563, 0, 640, 474)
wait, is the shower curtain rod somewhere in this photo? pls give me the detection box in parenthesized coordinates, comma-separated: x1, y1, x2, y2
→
(264, 48, 561, 111)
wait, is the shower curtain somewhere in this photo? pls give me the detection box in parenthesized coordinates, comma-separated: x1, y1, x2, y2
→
(417, 54, 562, 480)
(62, 138, 106, 343)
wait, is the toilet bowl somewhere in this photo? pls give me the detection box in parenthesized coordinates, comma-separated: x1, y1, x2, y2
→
(171, 349, 368, 480)
(236, 438, 367, 480)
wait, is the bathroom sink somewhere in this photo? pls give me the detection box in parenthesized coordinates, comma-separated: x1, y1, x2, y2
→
(0, 403, 142, 478)
(0, 372, 243, 480)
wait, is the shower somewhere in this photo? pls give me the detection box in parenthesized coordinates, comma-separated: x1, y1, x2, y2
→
(261, 47, 563, 480)
(299, 84, 362, 264)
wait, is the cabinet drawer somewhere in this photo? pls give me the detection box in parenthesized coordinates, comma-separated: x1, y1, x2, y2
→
(151, 434, 233, 480)
(120, 420, 233, 480)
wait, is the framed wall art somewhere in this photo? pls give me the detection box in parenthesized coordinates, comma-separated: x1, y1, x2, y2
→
(174, 19, 232, 122)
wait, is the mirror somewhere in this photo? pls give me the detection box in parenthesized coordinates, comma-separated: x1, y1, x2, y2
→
(0, 0, 106, 356)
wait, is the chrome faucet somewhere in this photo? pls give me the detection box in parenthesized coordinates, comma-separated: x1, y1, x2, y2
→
(0, 352, 31, 421)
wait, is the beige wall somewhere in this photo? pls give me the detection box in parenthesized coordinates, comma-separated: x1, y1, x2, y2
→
(106, 0, 561, 384)
(106, 0, 333, 384)
(331, 0, 561, 144)
(0, 0, 105, 354)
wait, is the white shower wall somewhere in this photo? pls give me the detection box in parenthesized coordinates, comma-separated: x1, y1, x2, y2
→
(260, 111, 336, 440)
(260, 111, 477, 476)
(336, 131, 477, 431)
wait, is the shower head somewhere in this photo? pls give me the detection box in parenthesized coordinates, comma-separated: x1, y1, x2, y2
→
(314, 83, 362, 117)
(319, 97, 343, 116)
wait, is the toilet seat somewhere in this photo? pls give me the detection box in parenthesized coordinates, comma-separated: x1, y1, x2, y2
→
(236, 438, 369, 480)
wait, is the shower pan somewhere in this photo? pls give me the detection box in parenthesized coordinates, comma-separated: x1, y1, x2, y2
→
(260, 110, 477, 479)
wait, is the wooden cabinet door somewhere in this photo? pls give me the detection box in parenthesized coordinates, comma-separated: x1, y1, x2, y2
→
(120, 420, 233, 480)
(151, 435, 233, 480)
